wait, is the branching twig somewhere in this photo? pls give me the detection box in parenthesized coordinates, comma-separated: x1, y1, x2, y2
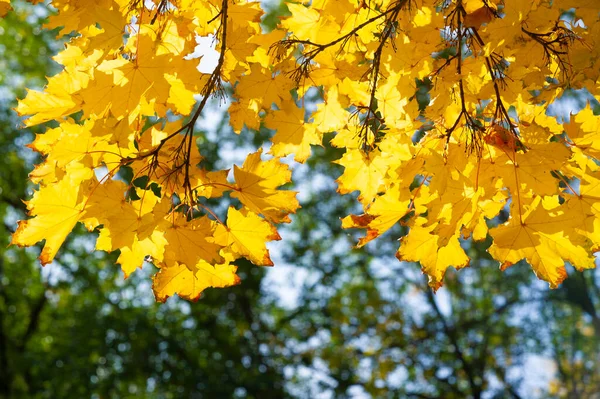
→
(122, 0, 230, 209)
(271, 2, 403, 82)
(443, 2, 485, 154)
(469, 28, 518, 138)
(356, 1, 407, 152)
(521, 24, 580, 82)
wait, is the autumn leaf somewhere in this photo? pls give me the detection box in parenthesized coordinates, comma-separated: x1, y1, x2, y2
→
(235, 63, 294, 107)
(231, 149, 299, 223)
(10, 0, 600, 301)
(163, 214, 223, 268)
(336, 149, 388, 205)
(397, 218, 470, 291)
(152, 260, 241, 303)
(213, 207, 281, 266)
(0, 0, 11, 17)
(489, 197, 596, 288)
(12, 179, 89, 265)
(341, 184, 412, 247)
(17, 89, 77, 126)
(265, 102, 322, 162)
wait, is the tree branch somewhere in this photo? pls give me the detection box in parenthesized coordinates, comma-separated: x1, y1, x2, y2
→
(425, 288, 481, 398)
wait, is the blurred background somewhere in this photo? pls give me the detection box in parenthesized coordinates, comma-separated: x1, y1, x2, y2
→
(1, 2, 600, 398)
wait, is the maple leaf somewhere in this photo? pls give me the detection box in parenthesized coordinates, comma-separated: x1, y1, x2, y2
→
(10, 0, 600, 301)
(117, 231, 167, 278)
(341, 184, 413, 247)
(336, 149, 389, 205)
(17, 89, 77, 126)
(489, 197, 596, 288)
(12, 179, 89, 265)
(229, 99, 261, 133)
(464, 4, 496, 29)
(163, 214, 223, 268)
(152, 260, 241, 303)
(235, 63, 294, 107)
(231, 149, 299, 223)
(0, 0, 11, 17)
(213, 207, 281, 266)
(265, 102, 322, 162)
(87, 184, 146, 251)
(564, 105, 600, 160)
(397, 218, 470, 291)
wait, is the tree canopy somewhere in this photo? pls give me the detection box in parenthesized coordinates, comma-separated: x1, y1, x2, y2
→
(5, 0, 600, 299)
(2, 2, 600, 397)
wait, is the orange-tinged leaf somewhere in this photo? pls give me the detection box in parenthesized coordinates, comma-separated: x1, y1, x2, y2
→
(464, 6, 495, 28)
(483, 125, 527, 153)
(0, 0, 11, 17)
(342, 184, 412, 247)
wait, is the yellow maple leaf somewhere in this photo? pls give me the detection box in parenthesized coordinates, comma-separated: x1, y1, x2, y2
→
(336, 149, 389, 204)
(312, 86, 348, 134)
(480, 142, 569, 198)
(282, 3, 322, 43)
(12, 0, 600, 300)
(118, 230, 167, 278)
(376, 74, 411, 130)
(152, 260, 241, 302)
(85, 30, 202, 121)
(165, 73, 197, 115)
(231, 149, 299, 223)
(229, 99, 261, 133)
(193, 169, 232, 199)
(87, 183, 170, 277)
(489, 197, 596, 288)
(163, 214, 223, 268)
(213, 207, 281, 266)
(12, 179, 89, 265)
(564, 105, 600, 160)
(227, 25, 260, 62)
(235, 64, 294, 108)
(397, 218, 470, 291)
(86, 182, 144, 251)
(265, 104, 322, 163)
(16, 89, 77, 126)
(341, 184, 413, 247)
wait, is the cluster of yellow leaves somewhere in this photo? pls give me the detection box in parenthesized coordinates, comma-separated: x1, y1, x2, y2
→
(10, 0, 299, 301)
(8, 0, 600, 299)
(271, 0, 600, 290)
